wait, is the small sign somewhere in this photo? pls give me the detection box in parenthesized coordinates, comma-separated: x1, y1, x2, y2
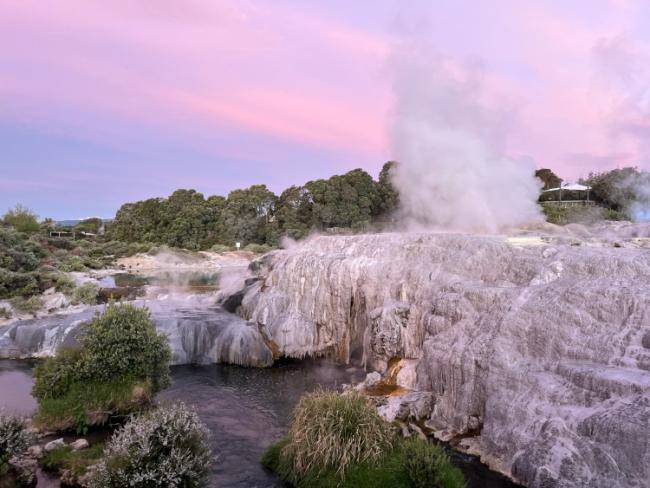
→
(235, 242, 241, 249)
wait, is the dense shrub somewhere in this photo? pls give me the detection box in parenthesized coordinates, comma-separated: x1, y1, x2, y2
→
(9, 295, 43, 314)
(283, 391, 393, 477)
(72, 282, 99, 305)
(0, 415, 32, 475)
(402, 438, 466, 488)
(32, 303, 171, 430)
(2, 204, 40, 233)
(243, 243, 272, 254)
(33, 348, 85, 400)
(88, 403, 211, 488)
(79, 303, 170, 391)
(0, 228, 46, 273)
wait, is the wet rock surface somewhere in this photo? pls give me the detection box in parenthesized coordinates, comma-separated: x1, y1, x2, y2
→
(238, 228, 650, 488)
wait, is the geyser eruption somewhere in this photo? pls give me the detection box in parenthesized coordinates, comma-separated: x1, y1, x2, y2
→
(389, 41, 542, 232)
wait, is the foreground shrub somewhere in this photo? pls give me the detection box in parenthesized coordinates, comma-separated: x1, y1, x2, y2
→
(262, 391, 465, 488)
(263, 435, 465, 488)
(41, 442, 104, 483)
(72, 282, 99, 305)
(0, 415, 32, 475)
(283, 391, 393, 477)
(402, 438, 466, 488)
(88, 403, 211, 488)
(79, 303, 170, 391)
(32, 303, 171, 430)
(35, 379, 151, 433)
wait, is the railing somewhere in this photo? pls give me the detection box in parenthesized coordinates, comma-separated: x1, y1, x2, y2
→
(539, 200, 596, 207)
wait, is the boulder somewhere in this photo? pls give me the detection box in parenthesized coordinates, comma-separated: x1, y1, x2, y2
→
(70, 438, 89, 450)
(44, 438, 65, 452)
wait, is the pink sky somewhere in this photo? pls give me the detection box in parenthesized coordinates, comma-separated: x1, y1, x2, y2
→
(1, 0, 649, 218)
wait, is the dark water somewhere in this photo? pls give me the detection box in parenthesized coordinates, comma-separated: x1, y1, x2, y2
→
(0, 359, 520, 488)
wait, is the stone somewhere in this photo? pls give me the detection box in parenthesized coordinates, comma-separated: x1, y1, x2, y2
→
(44, 438, 65, 452)
(70, 438, 89, 450)
(238, 224, 650, 488)
(26, 445, 43, 459)
(42, 291, 69, 310)
(363, 371, 382, 387)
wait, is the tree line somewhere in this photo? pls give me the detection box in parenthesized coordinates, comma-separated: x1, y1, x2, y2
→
(2, 163, 648, 253)
(107, 162, 398, 250)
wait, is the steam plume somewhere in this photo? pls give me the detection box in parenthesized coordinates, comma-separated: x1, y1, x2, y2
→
(389, 40, 542, 233)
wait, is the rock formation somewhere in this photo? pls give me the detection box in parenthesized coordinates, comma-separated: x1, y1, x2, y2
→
(237, 225, 650, 488)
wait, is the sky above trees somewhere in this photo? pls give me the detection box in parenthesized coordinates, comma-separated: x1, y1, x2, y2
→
(1, 0, 649, 219)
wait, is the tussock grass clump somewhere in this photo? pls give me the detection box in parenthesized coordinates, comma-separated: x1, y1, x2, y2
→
(283, 390, 393, 477)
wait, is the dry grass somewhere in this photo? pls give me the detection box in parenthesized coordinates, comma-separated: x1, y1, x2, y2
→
(282, 390, 394, 476)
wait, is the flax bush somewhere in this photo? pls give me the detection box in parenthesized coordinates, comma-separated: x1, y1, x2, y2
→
(282, 390, 393, 477)
(0, 414, 32, 475)
(88, 403, 211, 488)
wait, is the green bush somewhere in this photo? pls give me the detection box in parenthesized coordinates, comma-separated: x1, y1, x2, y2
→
(58, 255, 87, 272)
(72, 283, 99, 305)
(2, 204, 40, 233)
(9, 295, 43, 314)
(243, 243, 272, 254)
(33, 348, 85, 400)
(35, 379, 151, 432)
(79, 303, 170, 391)
(32, 303, 171, 430)
(402, 438, 466, 488)
(0, 306, 11, 320)
(88, 403, 211, 488)
(263, 436, 465, 488)
(282, 391, 393, 477)
(0, 415, 32, 475)
(41, 443, 104, 482)
(52, 273, 76, 294)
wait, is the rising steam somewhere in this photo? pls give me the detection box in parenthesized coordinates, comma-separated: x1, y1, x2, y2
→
(389, 41, 542, 233)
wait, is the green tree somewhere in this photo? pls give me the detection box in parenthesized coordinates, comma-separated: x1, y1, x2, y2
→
(583, 167, 644, 213)
(275, 185, 314, 240)
(377, 161, 399, 217)
(306, 169, 381, 230)
(2, 204, 40, 233)
(223, 185, 277, 245)
(535, 168, 563, 191)
(74, 217, 103, 235)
